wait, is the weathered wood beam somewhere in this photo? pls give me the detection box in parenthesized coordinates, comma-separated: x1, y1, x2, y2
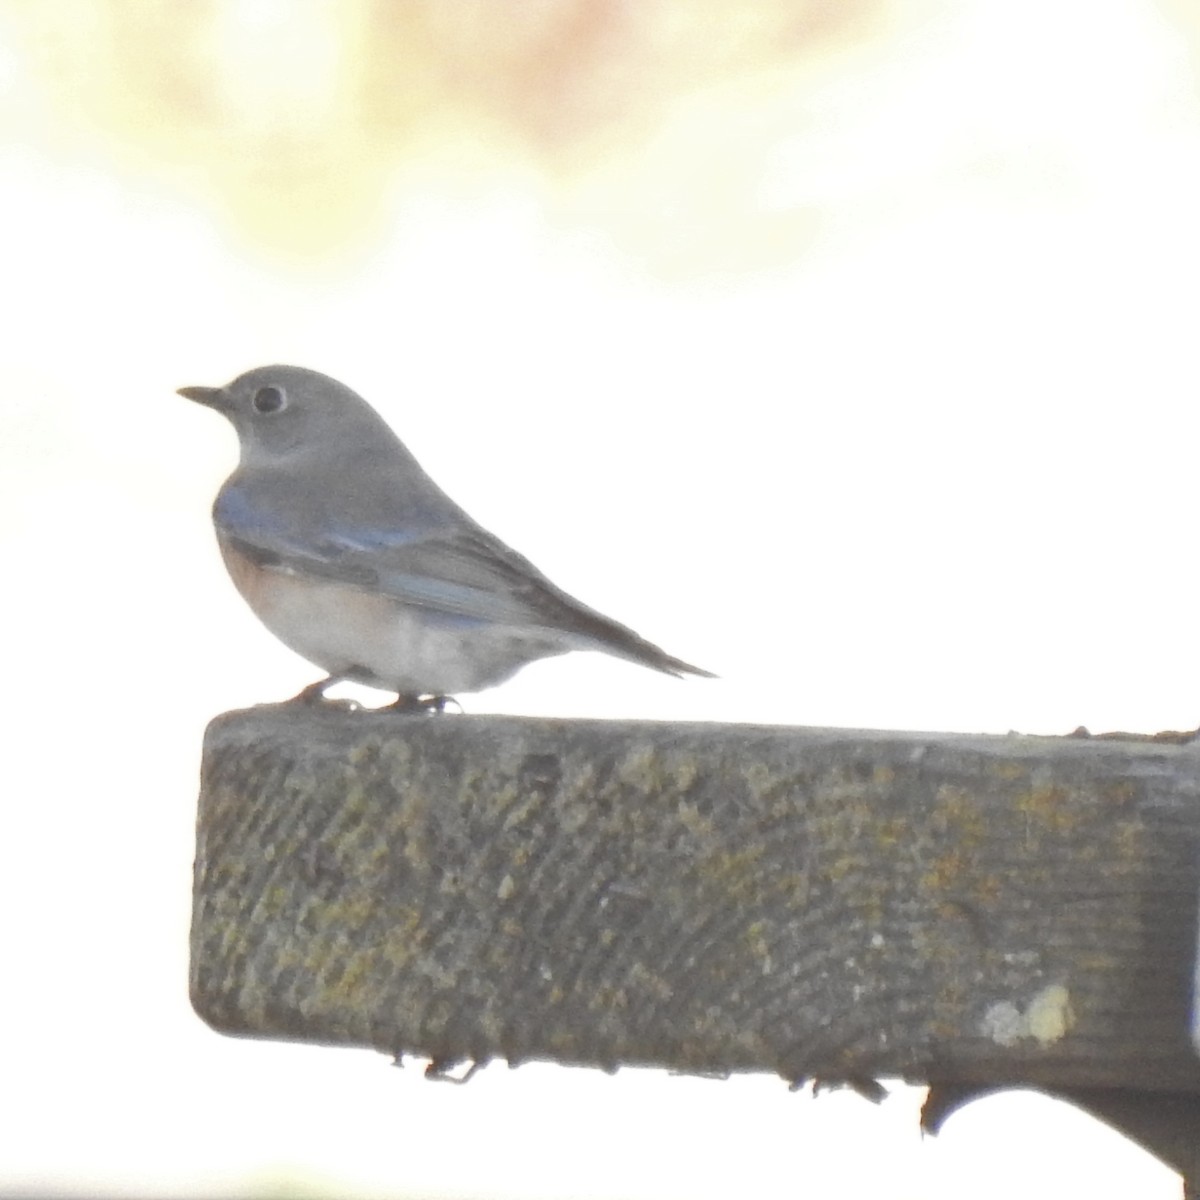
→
(191, 705, 1200, 1098)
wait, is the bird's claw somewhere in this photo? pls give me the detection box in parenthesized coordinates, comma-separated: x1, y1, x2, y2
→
(290, 677, 360, 710)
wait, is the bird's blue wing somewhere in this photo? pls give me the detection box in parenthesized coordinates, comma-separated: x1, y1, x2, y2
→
(214, 479, 712, 676)
(214, 481, 577, 627)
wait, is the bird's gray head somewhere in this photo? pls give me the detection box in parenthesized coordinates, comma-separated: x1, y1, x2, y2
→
(178, 365, 400, 467)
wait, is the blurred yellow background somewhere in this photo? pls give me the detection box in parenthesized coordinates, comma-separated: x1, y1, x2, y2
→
(2, 0, 884, 268)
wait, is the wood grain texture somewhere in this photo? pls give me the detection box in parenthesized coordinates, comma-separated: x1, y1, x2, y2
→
(190, 705, 1200, 1090)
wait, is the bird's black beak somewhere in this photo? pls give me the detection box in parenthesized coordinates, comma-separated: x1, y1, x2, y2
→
(177, 385, 228, 411)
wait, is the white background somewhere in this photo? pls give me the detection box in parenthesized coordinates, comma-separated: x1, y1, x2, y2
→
(1, 0, 1197, 1194)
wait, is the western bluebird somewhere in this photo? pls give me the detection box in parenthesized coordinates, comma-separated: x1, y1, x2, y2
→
(179, 365, 712, 709)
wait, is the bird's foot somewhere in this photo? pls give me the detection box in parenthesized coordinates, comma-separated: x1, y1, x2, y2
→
(290, 677, 360, 711)
(389, 693, 461, 715)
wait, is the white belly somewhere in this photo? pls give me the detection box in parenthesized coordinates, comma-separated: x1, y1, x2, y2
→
(218, 538, 565, 695)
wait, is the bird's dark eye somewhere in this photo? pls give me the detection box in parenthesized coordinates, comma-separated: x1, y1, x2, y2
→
(252, 385, 286, 414)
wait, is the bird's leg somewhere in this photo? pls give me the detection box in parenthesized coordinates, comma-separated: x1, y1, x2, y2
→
(292, 676, 344, 705)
